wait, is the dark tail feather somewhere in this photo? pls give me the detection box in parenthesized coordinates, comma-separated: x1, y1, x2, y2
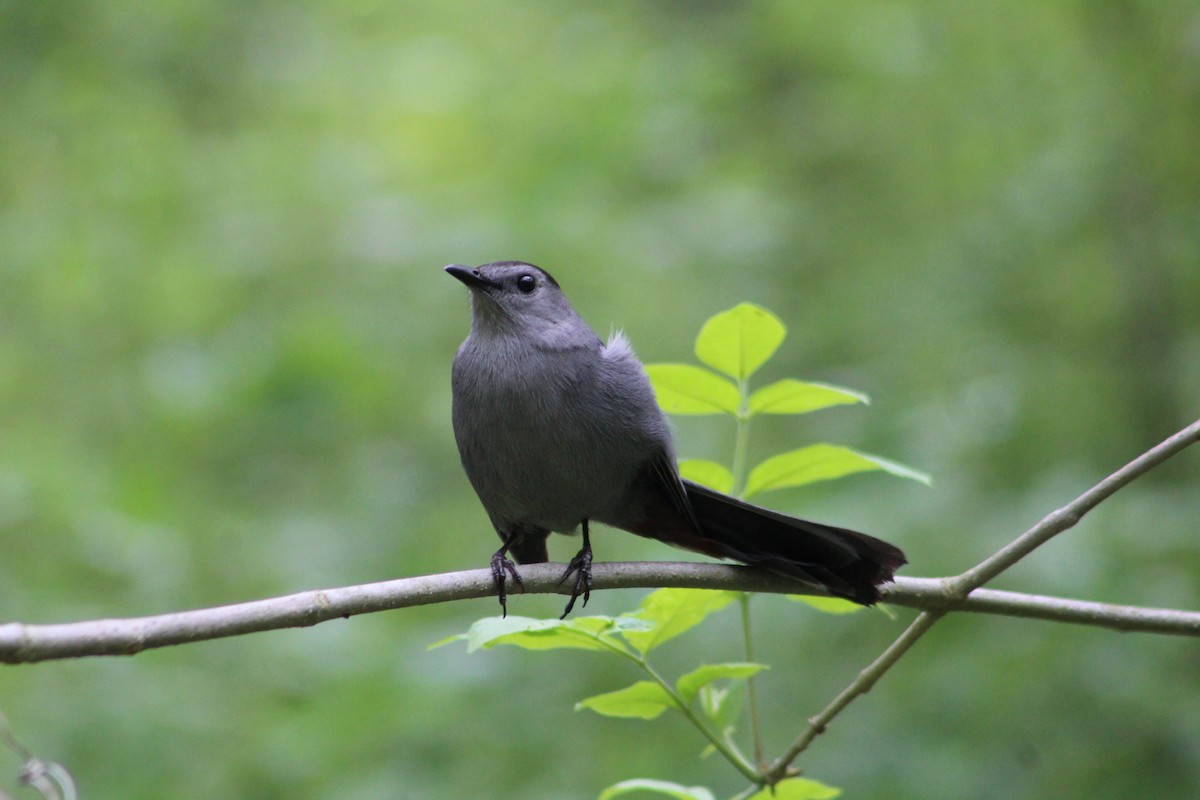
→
(682, 481, 906, 605)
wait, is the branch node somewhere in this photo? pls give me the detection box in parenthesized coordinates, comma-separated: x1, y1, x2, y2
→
(936, 576, 973, 606)
(1045, 505, 1081, 532)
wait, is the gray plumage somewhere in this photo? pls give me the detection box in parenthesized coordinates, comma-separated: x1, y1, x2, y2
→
(446, 261, 905, 617)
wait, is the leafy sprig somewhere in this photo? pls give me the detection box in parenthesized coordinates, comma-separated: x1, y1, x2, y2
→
(645, 302, 929, 498)
(433, 588, 836, 799)
(438, 303, 927, 799)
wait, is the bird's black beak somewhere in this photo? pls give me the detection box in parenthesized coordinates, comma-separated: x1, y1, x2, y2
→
(445, 264, 494, 290)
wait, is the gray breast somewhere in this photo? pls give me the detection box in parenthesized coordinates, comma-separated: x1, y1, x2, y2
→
(452, 336, 668, 534)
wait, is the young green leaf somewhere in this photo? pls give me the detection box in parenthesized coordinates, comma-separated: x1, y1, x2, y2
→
(599, 778, 717, 800)
(675, 662, 768, 705)
(435, 615, 644, 653)
(694, 303, 786, 382)
(788, 596, 863, 615)
(748, 379, 868, 416)
(619, 589, 738, 656)
(745, 444, 932, 497)
(746, 777, 841, 800)
(678, 459, 735, 494)
(697, 683, 739, 729)
(576, 681, 676, 720)
(645, 364, 740, 415)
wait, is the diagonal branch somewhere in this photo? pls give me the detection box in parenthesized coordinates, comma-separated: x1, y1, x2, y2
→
(766, 417, 1200, 780)
(948, 418, 1200, 596)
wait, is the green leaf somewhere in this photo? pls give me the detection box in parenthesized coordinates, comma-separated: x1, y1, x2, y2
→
(676, 662, 768, 704)
(697, 683, 740, 729)
(678, 459, 734, 493)
(619, 589, 738, 655)
(576, 681, 675, 720)
(788, 596, 863, 615)
(599, 778, 717, 800)
(694, 303, 786, 382)
(748, 379, 868, 416)
(854, 452, 933, 485)
(435, 615, 645, 654)
(744, 444, 932, 497)
(645, 364, 740, 415)
(746, 777, 841, 800)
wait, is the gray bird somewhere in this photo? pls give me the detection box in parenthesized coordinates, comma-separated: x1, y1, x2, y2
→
(446, 261, 905, 617)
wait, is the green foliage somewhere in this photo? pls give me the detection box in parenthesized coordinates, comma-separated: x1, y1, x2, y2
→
(577, 681, 677, 720)
(647, 365, 742, 415)
(746, 778, 842, 800)
(429, 614, 652, 654)
(675, 663, 768, 706)
(748, 380, 867, 416)
(597, 777, 840, 800)
(646, 303, 928, 499)
(5, 3, 1199, 798)
(694, 303, 786, 383)
(678, 460, 735, 494)
(621, 587, 739, 656)
(745, 445, 931, 498)
(436, 590, 732, 658)
(438, 304, 928, 798)
(441, 589, 773, 794)
(600, 779, 717, 800)
(788, 596, 863, 616)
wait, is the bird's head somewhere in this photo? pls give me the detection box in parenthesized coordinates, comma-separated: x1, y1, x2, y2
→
(445, 261, 589, 344)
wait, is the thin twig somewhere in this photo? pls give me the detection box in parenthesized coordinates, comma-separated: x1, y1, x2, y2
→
(766, 610, 946, 783)
(765, 417, 1200, 779)
(948, 418, 1200, 596)
(738, 593, 766, 769)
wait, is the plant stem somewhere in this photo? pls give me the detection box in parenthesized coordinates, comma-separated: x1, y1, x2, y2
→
(731, 379, 752, 496)
(586, 627, 761, 783)
(739, 593, 766, 769)
(638, 658, 762, 784)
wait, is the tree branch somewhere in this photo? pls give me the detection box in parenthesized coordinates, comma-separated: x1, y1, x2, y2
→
(885, 578, 1200, 635)
(947, 417, 1200, 596)
(3, 563, 1200, 665)
(2, 420, 1197, 669)
(766, 608, 947, 783)
(767, 416, 1200, 778)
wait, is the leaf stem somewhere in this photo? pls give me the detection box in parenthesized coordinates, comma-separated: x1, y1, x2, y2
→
(731, 379, 752, 496)
(637, 657, 762, 784)
(739, 593, 766, 769)
(573, 622, 762, 783)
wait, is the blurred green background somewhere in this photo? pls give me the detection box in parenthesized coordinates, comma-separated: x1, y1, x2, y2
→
(2, 1, 1199, 798)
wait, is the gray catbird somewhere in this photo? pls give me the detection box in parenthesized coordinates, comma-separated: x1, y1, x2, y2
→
(447, 261, 906, 617)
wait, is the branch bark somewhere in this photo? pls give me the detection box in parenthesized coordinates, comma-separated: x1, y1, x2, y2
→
(766, 416, 1200, 780)
(2, 420, 1197, 691)
(3, 563, 1200, 664)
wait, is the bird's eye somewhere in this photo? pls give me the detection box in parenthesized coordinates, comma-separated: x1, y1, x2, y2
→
(516, 274, 537, 294)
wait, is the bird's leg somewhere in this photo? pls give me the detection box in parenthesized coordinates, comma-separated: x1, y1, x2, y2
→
(491, 529, 526, 618)
(558, 519, 593, 619)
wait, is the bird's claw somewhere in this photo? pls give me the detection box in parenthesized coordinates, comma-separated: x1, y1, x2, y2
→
(557, 546, 593, 619)
(491, 551, 525, 618)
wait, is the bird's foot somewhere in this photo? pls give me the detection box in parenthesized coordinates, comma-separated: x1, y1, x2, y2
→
(490, 551, 525, 618)
(557, 545, 592, 619)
